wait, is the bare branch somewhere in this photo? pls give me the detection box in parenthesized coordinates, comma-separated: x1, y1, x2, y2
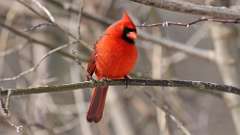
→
(129, 0, 240, 19)
(0, 90, 12, 115)
(77, 1, 84, 39)
(24, 22, 53, 32)
(168, 25, 207, 65)
(17, 0, 90, 50)
(47, 0, 113, 26)
(0, 88, 23, 133)
(1, 79, 240, 96)
(32, 0, 55, 22)
(0, 20, 78, 60)
(138, 17, 240, 27)
(168, 111, 190, 135)
(0, 41, 77, 82)
(18, 0, 75, 38)
(139, 31, 215, 61)
(17, 0, 53, 24)
(160, 105, 191, 135)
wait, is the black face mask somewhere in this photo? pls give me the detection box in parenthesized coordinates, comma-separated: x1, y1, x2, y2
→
(122, 27, 137, 44)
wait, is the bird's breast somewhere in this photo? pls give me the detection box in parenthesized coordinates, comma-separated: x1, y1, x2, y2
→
(95, 37, 137, 79)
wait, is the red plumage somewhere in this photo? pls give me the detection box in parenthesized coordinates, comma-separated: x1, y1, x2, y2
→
(87, 11, 138, 123)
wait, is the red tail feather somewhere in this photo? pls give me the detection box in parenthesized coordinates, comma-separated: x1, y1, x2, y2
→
(87, 86, 108, 122)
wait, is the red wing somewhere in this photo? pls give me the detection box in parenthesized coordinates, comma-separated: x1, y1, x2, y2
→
(87, 34, 105, 80)
(87, 50, 96, 80)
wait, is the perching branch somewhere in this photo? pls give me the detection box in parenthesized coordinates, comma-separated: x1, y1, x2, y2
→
(1, 79, 240, 96)
(129, 0, 240, 19)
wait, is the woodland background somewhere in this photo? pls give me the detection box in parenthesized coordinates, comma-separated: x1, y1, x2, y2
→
(0, 0, 240, 135)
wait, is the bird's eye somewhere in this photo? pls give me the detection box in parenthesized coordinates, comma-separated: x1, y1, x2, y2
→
(122, 27, 137, 44)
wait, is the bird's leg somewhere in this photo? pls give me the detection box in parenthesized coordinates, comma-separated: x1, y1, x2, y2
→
(86, 73, 92, 81)
(87, 73, 97, 84)
(100, 77, 109, 87)
(124, 75, 131, 88)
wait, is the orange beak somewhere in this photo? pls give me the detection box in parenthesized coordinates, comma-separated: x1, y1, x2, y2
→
(127, 32, 137, 40)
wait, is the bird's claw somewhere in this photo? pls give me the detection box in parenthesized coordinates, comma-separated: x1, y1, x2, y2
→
(87, 74, 97, 83)
(100, 78, 109, 87)
(124, 75, 131, 88)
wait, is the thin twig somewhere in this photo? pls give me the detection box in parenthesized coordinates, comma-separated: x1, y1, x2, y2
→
(17, 0, 51, 22)
(0, 88, 7, 115)
(168, 25, 207, 65)
(17, 0, 75, 38)
(77, 1, 84, 39)
(32, 0, 55, 22)
(138, 17, 240, 27)
(3, 90, 12, 115)
(139, 31, 215, 61)
(0, 89, 23, 133)
(0, 41, 77, 82)
(0, 20, 77, 60)
(129, 0, 240, 19)
(147, 96, 191, 135)
(17, 0, 90, 50)
(24, 22, 53, 32)
(47, 0, 113, 25)
(1, 79, 240, 96)
(161, 105, 191, 135)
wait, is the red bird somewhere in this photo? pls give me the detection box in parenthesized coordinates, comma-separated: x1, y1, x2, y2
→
(86, 12, 138, 123)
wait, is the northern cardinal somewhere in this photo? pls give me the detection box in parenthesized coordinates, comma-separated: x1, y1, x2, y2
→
(86, 12, 138, 123)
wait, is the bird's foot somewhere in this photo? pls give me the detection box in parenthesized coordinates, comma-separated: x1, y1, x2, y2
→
(124, 75, 131, 88)
(100, 77, 109, 87)
(87, 74, 97, 83)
